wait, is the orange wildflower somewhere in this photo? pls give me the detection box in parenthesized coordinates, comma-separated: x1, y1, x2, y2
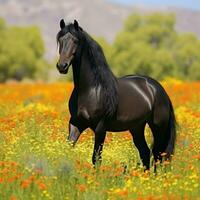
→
(130, 170, 139, 177)
(143, 170, 150, 178)
(114, 172, 121, 177)
(38, 182, 47, 190)
(83, 162, 93, 170)
(82, 173, 90, 179)
(76, 184, 87, 192)
(0, 161, 5, 167)
(100, 165, 111, 172)
(94, 182, 100, 187)
(10, 161, 18, 167)
(10, 196, 17, 200)
(115, 166, 124, 174)
(15, 173, 23, 179)
(113, 160, 120, 165)
(21, 179, 31, 189)
(0, 177, 3, 183)
(163, 160, 170, 166)
(116, 189, 128, 198)
(193, 155, 200, 160)
(8, 177, 15, 183)
(29, 175, 36, 181)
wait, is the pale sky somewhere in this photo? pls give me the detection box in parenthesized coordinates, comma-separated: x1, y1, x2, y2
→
(111, 0, 200, 11)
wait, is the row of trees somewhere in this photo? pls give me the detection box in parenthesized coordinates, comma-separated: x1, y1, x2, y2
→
(0, 13, 200, 82)
(0, 18, 49, 82)
(97, 13, 200, 80)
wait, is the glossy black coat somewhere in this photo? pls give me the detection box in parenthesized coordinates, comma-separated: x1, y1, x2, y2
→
(57, 21, 176, 171)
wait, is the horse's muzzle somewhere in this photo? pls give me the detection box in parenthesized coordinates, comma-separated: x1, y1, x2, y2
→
(56, 63, 69, 74)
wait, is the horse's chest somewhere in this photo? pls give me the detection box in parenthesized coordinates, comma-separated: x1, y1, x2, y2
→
(77, 105, 90, 120)
(76, 99, 96, 121)
(77, 98, 101, 121)
(71, 87, 102, 121)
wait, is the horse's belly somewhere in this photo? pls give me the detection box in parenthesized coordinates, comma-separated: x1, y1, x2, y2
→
(106, 120, 138, 132)
(106, 112, 150, 132)
(113, 96, 151, 130)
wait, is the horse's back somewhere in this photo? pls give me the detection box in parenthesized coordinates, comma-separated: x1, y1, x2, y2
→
(107, 75, 153, 131)
(118, 74, 169, 105)
(117, 74, 155, 112)
(107, 75, 170, 131)
(118, 75, 170, 124)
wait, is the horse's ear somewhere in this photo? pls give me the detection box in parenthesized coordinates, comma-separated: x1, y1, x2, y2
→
(60, 19, 65, 29)
(74, 19, 79, 31)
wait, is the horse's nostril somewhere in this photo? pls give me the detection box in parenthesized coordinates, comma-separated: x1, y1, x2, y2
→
(57, 63, 66, 70)
(56, 62, 69, 74)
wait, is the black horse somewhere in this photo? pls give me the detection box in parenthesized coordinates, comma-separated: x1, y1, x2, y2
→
(56, 19, 176, 171)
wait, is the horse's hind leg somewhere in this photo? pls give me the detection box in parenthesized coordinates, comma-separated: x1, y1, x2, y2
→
(148, 121, 168, 172)
(130, 123, 150, 170)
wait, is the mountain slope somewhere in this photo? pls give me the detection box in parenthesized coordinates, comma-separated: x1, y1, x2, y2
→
(0, 0, 200, 60)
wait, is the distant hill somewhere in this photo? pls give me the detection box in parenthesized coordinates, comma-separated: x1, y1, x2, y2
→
(0, 0, 200, 60)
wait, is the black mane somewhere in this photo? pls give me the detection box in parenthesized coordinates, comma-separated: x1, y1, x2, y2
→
(82, 31, 119, 119)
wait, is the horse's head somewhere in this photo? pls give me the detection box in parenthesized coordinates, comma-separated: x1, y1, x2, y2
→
(56, 19, 82, 74)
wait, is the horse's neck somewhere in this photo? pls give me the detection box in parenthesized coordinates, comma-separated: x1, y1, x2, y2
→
(72, 50, 95, 91)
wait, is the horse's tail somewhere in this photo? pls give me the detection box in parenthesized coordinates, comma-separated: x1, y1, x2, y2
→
(165, 99, 177, 160)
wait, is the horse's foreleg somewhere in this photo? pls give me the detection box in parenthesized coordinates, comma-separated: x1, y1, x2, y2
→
(92, 131, 106, 166)
(68, 119, 86, 145)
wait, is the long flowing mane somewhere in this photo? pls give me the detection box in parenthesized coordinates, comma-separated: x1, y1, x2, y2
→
(82, 31, 119, 119)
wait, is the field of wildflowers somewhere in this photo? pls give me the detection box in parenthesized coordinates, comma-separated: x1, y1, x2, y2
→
(0, 79, 199, 200)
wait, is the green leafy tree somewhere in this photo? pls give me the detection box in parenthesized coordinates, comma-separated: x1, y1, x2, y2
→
(0, 18, 50, 82)
(172, 33, 200, 79)
(98, 13, 200, 80)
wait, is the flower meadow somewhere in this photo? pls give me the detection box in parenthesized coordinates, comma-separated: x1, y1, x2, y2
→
(0, 80, 199, 200)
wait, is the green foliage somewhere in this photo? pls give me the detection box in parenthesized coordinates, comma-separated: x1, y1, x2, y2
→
(0, 18, 50, 82)
(97, 13, 200, 80)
